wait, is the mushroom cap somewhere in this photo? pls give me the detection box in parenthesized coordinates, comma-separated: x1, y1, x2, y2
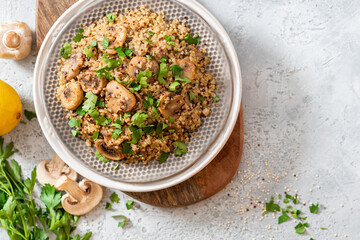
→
(61, 53, 85, 81)
(79, 71, 107, 94)
(37, 153, 78, 190)
(95, 139, 124, 161)
(158, 92, 185, 119)
(59, 81, 84, 110)
(175, 59, 195, 81)
(97, 24, 127, 54)
(105, 80, 136, 113)
(128, 56, 159, 80)
(56, 176, 103, 216)
(0, 21, 32, 60)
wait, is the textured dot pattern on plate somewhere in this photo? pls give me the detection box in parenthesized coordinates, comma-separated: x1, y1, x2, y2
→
(44, 0, 232, 182)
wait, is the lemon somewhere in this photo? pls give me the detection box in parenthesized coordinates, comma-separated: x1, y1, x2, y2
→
(0, 80, 22, 136)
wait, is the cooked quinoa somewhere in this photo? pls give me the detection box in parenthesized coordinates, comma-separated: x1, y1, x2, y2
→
(57, 6, 218, 164)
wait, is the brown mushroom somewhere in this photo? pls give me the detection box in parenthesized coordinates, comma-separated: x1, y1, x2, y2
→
(78, 71, 107, 94)
(97, 24, 127, 54)
(59, 81, 84, 110)
(95, 139, 123, 161)
(105, 80, 136, 113)
(100, 129, 113, 146)
(133, 92, 143, 111)
(128, 56, 159, 81)
(61, 53, 84, 81)
(37, 153, 78, 190)
(55, 176, 103, 216)
(175, 59, 196, 81)
(149, 46, 168, 61)
(158, 92, 185, 119)
(0, 21, 32, 60)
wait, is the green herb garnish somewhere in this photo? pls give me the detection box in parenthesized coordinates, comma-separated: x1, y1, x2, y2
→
(143, 125, 154, 135)
(214, 95, 220, 103)
(168, 116, 175, 123)
(163, 35, 175, 47)
(105, 202, 112, 209)
(106, 13, 116, 22)
(112, 128, 122, 139)
(295, 222, 308, 234)
(174, 142, 188, 156)
(170, 64, 183, 77)
(110, 192, 119, 203)
(73, 28, 84, 43)
(68, 118, 81, 128)
(126, 200, 134, 210)
(184, 33, 200, 45)
(158, 152, 170, 164)
(60, 42, 72, 59)
(189, 92, 195, 101)
(112, 214, 126, 227)
(92, 131, 99, 141)
(175, 76, 191, 84)
(24, 110, 37, 121)
(124, 48, 133, 56)
(121, 142, 134, 155)
(158, 62, 169, 84)
(156, 122, 167, 135)
(102, 35, 109, 49)
(309, 203, 319, 214)
(148, 30, 155, 36)
(71, 129, 80, 136)
(198, 96, 205, 102)
(169, 82, 180, 92)
(95, 151, 110, 163)
(84, 47, 94, 57)
(132, 112, 148, 128)
(278, 211, 290, 224)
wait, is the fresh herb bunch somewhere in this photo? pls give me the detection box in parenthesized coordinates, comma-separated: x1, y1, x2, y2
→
(0, 136, 92, 240)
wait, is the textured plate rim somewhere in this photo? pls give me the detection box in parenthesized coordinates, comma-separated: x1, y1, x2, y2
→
(33, 0, 242, 192)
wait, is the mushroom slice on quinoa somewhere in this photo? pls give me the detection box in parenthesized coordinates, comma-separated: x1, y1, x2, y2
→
(105, 80, 136, 113)
(150, 46, 168, 61)
(78, 71, 107, 94)
(61, 53, 84, 81)
(175, 59, 196, 81)
(158, 92, 185, 119)
(95, 139, 124, 161)
(128, 56, 159, 81)
(59, 81, 84, 110)
(97, 24, 127, 55)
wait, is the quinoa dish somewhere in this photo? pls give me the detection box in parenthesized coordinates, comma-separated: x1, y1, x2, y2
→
(57, 6, 219, 165)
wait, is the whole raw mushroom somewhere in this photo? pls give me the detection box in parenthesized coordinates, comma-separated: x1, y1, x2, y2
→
(55, 175, 103, 216)
(37, 153, 78, 190)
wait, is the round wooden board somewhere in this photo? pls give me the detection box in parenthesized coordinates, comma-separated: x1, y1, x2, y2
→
(36, 0, 244, 207)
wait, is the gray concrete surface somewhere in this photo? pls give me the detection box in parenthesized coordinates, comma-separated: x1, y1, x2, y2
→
(1, 0, 359, 239)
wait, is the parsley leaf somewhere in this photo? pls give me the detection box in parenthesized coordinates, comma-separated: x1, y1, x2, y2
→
(40, 184, 62, 209)
(189, 92, 195, 101)
(198, 95, 205, 102)
(148, 30, 155, 36)
(156, 122, 167, 135)
(163, 35, 175, 47)
(96, 100, 105, 107)
(71, 129, 80, 136)
(174, 142, 188, 156)
(112, 214, 126, 227)
(68, 118, 81, 128)
(83, 92, 98, 111)
(170, 64, 183, 77)
(102, 35, 109, 49)
(158, 62, 169, 84)
(136, 70, 152, 89)
(175, 76, 191, 84)
(112, 128, 122, 139)
(132, 112, 148, 128)
(184, 33, 200, 45)
(95, 151, 110, 163)
(110, 192, 120, 203)
(278, 211, 290, 224)
(83, 47, 94, 57)
(126, 200, 134, 210)
(169, 82, 180, 92)
(158, 152, 170, 164)
(92, 131, 99, 141)
(90, 40, 97, 47)
(295, 222, 308, 234)
(73, 28, 84, 43)
(106, 13, 116, 22)
(121, 142, 134, 155)
(265, 196, 281, 213)
(143, 125, 154, 135)
(125, 48, 133, 56)
(60, 42, 72, 59)
(309, 203, 319, 214)
(115, 46, 126, 57)
(24, 110, 37, 121)
(168, 116, 175, 123)
(105, 202, 112, 209)
(214, 95, 220, 103)
(129, 126, 142, 144)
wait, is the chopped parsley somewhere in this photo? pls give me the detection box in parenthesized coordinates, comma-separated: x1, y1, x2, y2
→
(106, 13, 116, 22)
(132, 112, 148, 128)
(136, 70, 152, 89)
(110, 192, 119, 203)
(214, 95, 220, 103)
(264, 196, 280, 213)
(121, 142, 134, 155)
(158, 62, 169, 84)
(174, 142, 187, 156)
(73, 28, 84, 43)
(146, 54, 152, 60)
(124, 48, 133, 56)
(76, 106, 86, 116)
(169, 82, 180, 92)
(112, 128, 122, 139)
(96, 100, 105, 107)
(170, 64, 183, 77)
(168, 116, 175, 123)
(68, 118, 81, 128)
(92, 131, 99, 141)
(60, 42, 72, 59)
(24, 110, 37, 121)
(126, 200, 134, 210)
(309, 203, 319, 214)
(90, 40, 97, 47)
(95, 151, 110, 163)
(112, 214, 126, 227)
(198, 95, 205, 102)
(151, 106, 159, 119)
(175, 76, 191, 84)
(158, 152, 170, 164)
(143, 125, 154, 135)
(148, 30, 155, 36)
(163, 35, 175, 47)
(71, 129, 80, 137)
(295, 222, 308, 234)
(83, 92, 98, 111)
(124, 113, 131, 119)
(146, 39, 153, 44)
(114, 164, 120, 170)
(129, 126, 142, 144)
(102, 35, 109, 49)
(184, 33, 200, 45)
(105, 202, 112, 209)
(278, 211, 290, 224)
(189, 92, 195, 101)
(83, 47, 94, 57)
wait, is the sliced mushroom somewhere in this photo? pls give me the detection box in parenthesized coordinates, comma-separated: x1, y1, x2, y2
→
(0, 21, 32, 60)
(158, 92, 185, 119)
(175, 59, 195, 81)
(128, 56, 159, 80)
(36, 153, 78, 190)
(55, 176, 103, 216)
(95, 139, 123, 161)
(105, 80, 136, 113)
(133, 92, 143, 111)
(59, 81, 84, 110)
(61, 53, 85, 81)
(78, 71, 107, 94)
(97, 24, 127, 55)
(100, 129, 113, 146)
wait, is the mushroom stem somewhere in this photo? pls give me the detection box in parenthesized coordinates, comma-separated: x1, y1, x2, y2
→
(55, 176, 85, 202)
